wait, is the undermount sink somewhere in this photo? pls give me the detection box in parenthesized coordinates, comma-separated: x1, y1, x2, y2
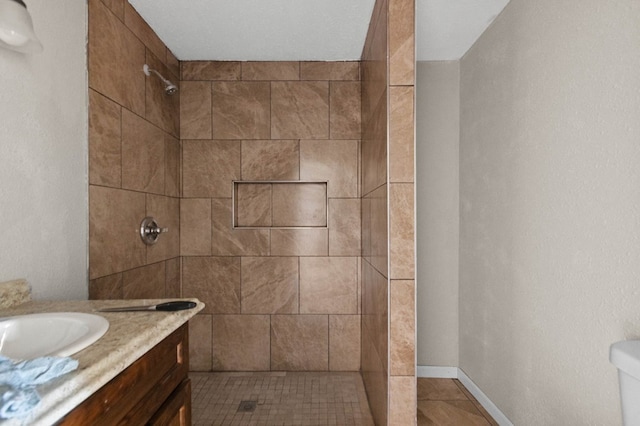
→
(0, 312, 109, 360)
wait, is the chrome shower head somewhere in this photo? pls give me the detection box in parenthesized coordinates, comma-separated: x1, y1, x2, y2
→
(142, 64, 178, 96)
(164, 83, 178, 96)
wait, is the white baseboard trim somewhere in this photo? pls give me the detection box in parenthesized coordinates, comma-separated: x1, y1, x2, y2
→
(417, 366, 513, 426)
(416, 365, 458, 378)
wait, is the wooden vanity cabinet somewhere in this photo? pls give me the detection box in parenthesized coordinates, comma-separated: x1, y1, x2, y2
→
(59, 324, 190, 426)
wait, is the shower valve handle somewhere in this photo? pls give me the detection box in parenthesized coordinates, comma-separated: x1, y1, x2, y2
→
(139, 217, 168, 245)
(145, 226, 168, 235)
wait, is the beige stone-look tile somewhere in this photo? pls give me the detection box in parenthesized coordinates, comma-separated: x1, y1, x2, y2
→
(241, 140, 299, 180)
(211, 199, 270, 256)
(358, 256, 362, 314)
(166, 49, 179, 79)
(271, 229, 328, 256)
(272, 183, 327, 227)
(165, 257, 181, 297)
(241, 257, 298, 314)
(121, 109, 165, 194)
(330, 82, 361, 140)
(362, 184, 388, 277)
(361, 331, 388, 426)
(89, 186, 146, 279)
(165, 133, 180, 197)
(181, 61, 241, 81)
(101, 0, 124, 21)
(236, 183, 272, 227)
(329, 315, 360, 371)
(89, 273, 123, 300)
(89, 0, 145, 115)
(182, 140, 240, 198)
(361, 96, 388, 196)
(329, 198, 361, 256)
(146, 194, 180, 263)
(212, 82, 270, 139)
(300, 62, 360, 81)
(389, 183, 415, 279)
(180, 81, 212, 139)
(361, 195, 372, 262)
(362, 0, 387, 62)
(271, 81, 329, 139)
(300, 140, 358, 198)
(212, 315, 270, 371)
(242, 61, 299, 80)
(417, 401, 490, 426)
(389, 376, 416, 426)
(189, 314, 212, 371)
(124, 2, 165, 62)
(389, 86, 415, 183)
(417, 378, 468, 401)
(389, 0, 415, 86)
(300, 257, 358, 314)
(122, 262, 166, 299)
(89, 89, 121, 187)
(453, 381, 500, 426)
(390, 280, 415, 376)
(182, 256, 241, 314)
(180, 199, 211, 256)
(271, 315, 328, 371)
(144, 50, 179, 138)
(361, 261, 388, 367)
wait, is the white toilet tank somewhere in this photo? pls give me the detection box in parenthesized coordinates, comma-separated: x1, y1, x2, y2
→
(610, 340, 640, 426)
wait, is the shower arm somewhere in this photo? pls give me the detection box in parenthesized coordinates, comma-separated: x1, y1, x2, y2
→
(142, 64, 177, 95)
(143, 64, 172, 86)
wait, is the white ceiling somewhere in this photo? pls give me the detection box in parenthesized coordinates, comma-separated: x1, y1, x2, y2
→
(417, 0, 510, 61)
(128, 0, 510, 62)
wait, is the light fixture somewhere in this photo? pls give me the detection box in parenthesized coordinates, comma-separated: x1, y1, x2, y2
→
(0, 0, 42, 53)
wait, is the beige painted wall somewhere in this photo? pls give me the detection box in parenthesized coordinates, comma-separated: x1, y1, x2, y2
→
(416, 61, 460, 367)
(0, 0, 88, 300)
(460, 0, 640, 423)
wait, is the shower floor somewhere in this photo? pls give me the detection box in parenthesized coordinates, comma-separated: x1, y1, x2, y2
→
(190, 371, 375, 426)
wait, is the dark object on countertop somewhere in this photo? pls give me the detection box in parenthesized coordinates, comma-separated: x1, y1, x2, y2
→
(98, 301, 197, 312)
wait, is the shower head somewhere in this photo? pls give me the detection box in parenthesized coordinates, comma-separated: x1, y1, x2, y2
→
(143, 64, 178, 96)
(164, 82, 178, 96)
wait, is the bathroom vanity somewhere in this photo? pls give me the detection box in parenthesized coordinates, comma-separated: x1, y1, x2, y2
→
(0, 299, 203, 425)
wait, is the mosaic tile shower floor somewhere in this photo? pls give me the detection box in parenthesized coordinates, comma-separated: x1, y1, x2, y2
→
(191, 372, 375, 426)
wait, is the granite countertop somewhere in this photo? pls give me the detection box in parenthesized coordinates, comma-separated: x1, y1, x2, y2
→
(0, 298, 204, 426)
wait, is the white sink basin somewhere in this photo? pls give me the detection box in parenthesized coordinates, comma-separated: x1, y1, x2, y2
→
(0, 312, 109, 360)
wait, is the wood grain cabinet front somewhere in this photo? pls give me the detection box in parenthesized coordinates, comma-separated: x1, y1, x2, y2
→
(59, 324, 190, 426)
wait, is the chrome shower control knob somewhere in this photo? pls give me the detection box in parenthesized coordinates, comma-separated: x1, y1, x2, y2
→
(139, 217, 169, 245)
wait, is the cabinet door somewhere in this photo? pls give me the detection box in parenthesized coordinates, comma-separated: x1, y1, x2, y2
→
(148, 378, 191, 426)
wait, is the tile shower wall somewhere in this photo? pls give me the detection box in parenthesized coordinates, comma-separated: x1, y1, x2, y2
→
(88, 0, 181, 299)
(361, 0, 416, 424)
(180, 61, 362, 373)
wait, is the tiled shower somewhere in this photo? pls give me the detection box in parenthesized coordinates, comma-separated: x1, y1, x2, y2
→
(87, 0, 415, 424)
(179, 60, 362, 373)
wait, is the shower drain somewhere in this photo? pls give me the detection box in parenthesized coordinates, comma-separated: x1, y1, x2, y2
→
(237, 400, 257, 413)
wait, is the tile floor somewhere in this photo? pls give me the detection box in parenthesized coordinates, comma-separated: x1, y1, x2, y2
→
(190, 372, 375, 425)
(417, 378, 498, 426)
(191, 373, 498, 425)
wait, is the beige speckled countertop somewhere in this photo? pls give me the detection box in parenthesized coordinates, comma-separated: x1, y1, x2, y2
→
(0, 299, 204, 426)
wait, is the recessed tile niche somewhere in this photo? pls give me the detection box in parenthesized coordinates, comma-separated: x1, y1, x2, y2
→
(233, 181, 328, 228)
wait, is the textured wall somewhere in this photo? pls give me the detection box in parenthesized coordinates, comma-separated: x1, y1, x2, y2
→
(179, 61, 362, 373)
(0, 0, 88, 300)
(460, 0, 640, 424)
(416, 61, 460, 367)
(88, 0, 181, 300)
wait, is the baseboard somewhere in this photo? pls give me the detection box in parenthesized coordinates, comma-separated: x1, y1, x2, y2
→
(416, 365, 458, 378)
(417, 366, 513, 426)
